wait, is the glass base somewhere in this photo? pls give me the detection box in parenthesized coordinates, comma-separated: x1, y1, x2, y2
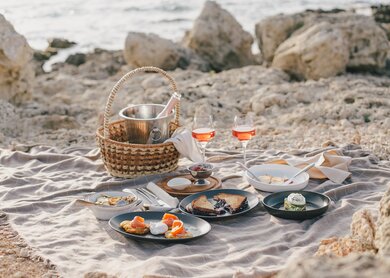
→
(193, 179, 210, 186)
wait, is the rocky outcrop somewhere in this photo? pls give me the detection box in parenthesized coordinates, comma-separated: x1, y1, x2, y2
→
(183, 1, 255, 71)
(272, 22, 349, 80)
(124, 32, 189, 71)
(375, 187, 390, 256)
(256, 12, 389, 79)
(315, 209, 377, 257)
(277, 254, 390, 278)
(0, 14, 34, 105)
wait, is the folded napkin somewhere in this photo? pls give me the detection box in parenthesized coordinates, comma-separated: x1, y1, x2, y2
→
(269, 149, 352, 183)
(146, 182, 179, 208)
(165, 127, 203, 162)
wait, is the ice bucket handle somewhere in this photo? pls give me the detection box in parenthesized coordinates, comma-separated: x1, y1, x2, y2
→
(103, 66, 180, 138)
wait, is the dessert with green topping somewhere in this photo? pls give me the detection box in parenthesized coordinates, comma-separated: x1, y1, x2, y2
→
(284, 193, 306, 211)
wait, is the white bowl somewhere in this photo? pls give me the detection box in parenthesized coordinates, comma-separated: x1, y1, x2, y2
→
(245, 164, 309, 192)
(85, 191, 142, 220)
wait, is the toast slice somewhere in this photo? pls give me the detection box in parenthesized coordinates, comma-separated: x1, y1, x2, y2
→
(213, 193, 248, 213)
(191, 195, 218, 215)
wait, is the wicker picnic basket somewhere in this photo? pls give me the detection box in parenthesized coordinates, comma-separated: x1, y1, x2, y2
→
(96, 66, 180, 178)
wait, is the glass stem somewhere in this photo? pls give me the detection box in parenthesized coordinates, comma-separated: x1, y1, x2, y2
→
(241, 141, 249, 165)
(199, 142, 208, 162)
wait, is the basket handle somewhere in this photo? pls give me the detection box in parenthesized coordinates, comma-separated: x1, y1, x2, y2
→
(103, 66, 179, 138)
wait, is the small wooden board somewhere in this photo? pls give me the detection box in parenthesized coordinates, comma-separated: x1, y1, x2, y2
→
(156, 174, 222, 197)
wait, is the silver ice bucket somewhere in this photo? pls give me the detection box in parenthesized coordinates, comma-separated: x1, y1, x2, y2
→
(119, 104, 175, 144)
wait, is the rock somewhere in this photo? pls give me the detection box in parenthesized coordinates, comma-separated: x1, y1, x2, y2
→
(79, 49, 125, 79)
(331, 14, 389, 71)
(277, 254, 390, 278)
(376, 220, 390, 256)
(350, 209, 376, 245)
(315, 209, 377, 257)
(379, 23, 390, 42)
(372, 4, 390, 23)
(124, 32, 189, 71)
(315, 237, 376, 257)
(383, 118, 390, 129)
(272, 22, 349, 80)
(0, 14, 34, 105)
(182, 1, 255, 71)
(48, 38, 76, 49)
(65, 53, 86, 66)
(40, 115, 81, 130)
(375, 187, 390, 255)
(255, 14, 305, 62)
(0, 100, 20, 137)
(256, 12, 389, 76)
(33, 50, 52, 62)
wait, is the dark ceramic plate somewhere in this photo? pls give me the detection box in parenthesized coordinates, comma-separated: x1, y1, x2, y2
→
(109, 211, 211, 243)
(179, 189, 259, 219)
(262, 190, 330, 220)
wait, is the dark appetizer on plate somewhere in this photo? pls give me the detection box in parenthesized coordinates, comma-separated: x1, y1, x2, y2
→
(190, 193, 248, 216)
(179, 189, 259, 219)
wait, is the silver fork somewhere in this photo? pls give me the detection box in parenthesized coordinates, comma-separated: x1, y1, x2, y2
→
(134, 188, 159, 205)
(138, 188, 171, 208)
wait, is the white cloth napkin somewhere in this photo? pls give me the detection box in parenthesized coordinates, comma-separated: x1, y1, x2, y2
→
(146, 182, 179, 208)
(269, 150, 352, 184)
(165, 127, 203, 162)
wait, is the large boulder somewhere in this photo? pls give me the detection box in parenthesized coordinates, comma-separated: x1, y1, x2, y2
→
(124, 32, 189, 71)
(272, 22, 349, 80)
(329, 13, 389, 71)
(255, 14, 305, 63)
(256, 12, 389, 76)
(182, 1, 255, 71)
(0, 14, 34, 105)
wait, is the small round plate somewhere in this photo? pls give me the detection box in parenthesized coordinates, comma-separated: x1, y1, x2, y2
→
(262, 191, 331, 220)
(109, 211, 211, 243)
(179, 189, 259, 220)
(156, 174, 221, 197)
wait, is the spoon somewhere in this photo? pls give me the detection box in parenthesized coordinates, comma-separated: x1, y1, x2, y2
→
(284, 163, 316, 185)
(236, 162, 261, 182)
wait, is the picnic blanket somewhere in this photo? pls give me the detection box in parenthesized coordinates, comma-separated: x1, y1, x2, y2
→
(0, 144, 389, 277)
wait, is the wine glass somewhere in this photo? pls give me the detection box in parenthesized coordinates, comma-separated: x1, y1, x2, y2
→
(232, 114, 255, 165)
(192, 115, 215, 162)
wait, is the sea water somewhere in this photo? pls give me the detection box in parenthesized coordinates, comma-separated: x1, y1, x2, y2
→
(0, 0, 382, 52)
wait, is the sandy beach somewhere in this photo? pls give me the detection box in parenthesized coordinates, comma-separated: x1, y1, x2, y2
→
(1, 0, 390, 277)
